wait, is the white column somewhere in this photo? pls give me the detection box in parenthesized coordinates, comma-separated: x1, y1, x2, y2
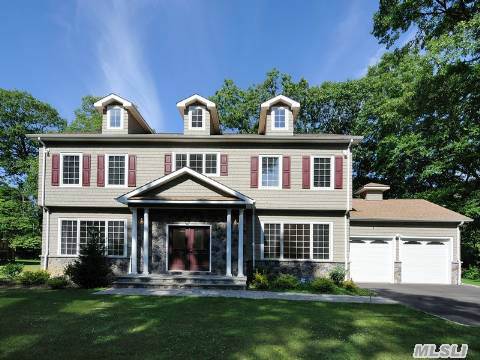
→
(237, 209, 244, 277)
(143, 208, 149, 275)
(130, 208, 138, 274)
(226, 209, 232, 276)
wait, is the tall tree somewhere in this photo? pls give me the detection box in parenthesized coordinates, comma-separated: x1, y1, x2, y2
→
(66, 95, 102, 133)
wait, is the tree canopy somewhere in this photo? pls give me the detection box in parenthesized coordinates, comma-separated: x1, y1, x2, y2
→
(66, 95, 103, 133)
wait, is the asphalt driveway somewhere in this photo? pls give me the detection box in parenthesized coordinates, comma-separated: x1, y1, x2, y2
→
(359, 283, 480, 326)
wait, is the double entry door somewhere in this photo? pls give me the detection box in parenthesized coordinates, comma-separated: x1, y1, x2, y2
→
(168, 226, 210, 271)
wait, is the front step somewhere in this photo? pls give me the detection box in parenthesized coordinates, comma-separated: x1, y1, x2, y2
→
(113, 274, 247, 290)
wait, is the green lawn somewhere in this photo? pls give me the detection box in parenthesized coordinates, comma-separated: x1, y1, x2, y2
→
(14, 259, 40, 271)
(0, 289, 478, 359)
(463, 278, 480, 286)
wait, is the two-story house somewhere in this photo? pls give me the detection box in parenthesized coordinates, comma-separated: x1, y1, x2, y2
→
(29, 93, 471, 287)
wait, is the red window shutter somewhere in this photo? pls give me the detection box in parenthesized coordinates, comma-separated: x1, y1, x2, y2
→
(282, 156, 291, 189)
(302, 156, 310, 189)
(82, 154, 91, 186)
(51, 153, 60, 186)
(220, 154, 228, 176)
(250, 156, 258, 188)
(97, 155, 105, 187)
(334, 156, 343, 189)
(164, 154, 172, 175)
(128, 155, 136, 187)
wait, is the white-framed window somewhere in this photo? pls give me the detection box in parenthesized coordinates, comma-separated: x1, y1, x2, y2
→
(272, 107, 287, 130)
(107, 105, 123, 129)
(106, 154, 127, 187)
(59, 219, 127, 257)
(261, 222, 332, 261)
(60, 153, 82, 187)
(311, 156, 334, 190)
(260, 155, 282, 189)
(189, 106, 204, 130)
(173, 153, 219, 176)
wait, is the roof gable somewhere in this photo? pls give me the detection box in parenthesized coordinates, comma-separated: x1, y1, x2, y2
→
(176, 94, 220, 134)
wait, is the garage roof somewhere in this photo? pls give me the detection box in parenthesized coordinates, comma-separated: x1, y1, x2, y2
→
(351, 199, 472, 223)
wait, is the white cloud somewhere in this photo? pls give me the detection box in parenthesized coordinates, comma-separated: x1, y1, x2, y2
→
(76, 0, 163, 131)
(357, 46, 386, 77)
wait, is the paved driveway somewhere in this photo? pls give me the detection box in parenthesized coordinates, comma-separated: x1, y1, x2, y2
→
(359, 283, 480, 326)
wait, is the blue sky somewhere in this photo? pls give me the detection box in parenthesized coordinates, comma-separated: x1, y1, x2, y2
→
(0, 0, 387, 133)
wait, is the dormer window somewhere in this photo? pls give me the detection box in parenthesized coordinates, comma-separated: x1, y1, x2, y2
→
(272, 107, 287, 130)
(107, 106, 123, 129)
(189, 106, 204, 130)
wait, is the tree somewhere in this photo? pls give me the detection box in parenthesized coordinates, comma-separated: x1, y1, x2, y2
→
(66, 95, 103, 133)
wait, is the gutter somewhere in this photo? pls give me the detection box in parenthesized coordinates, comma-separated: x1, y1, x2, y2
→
(37, 136, 50, 270)
(344, 138, 354, 278)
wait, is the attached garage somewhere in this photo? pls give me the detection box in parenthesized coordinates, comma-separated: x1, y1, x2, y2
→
(349, 237, 394, 283)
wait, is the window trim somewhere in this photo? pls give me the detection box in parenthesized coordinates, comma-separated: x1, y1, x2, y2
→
(60, 153, 83, 188)
(188, 105, 205, 130)
(106, 105, 124, 130)
(172, 152, 220, 177)
(310, 155, 335, 190)
(260, 221, 333, 262)
(271, 106, 288, 130)
(259, 154, 283, 190)
(105, 154, 128, 188)
(58, 218, 127, 258)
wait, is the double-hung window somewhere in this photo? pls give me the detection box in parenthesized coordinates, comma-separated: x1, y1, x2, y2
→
(272, 107, 286, 129)
(312, 156, 333, 189)
(60, 219, 126, 257)
(262, 222, 332, 261)
(174, 153, 219, 176)
(61, 153, 82, 186)
(107, 106, 123, 129)
(260, 155, 282, 189)
(189, 106, 204, 129)
(106, 154, 127, 186)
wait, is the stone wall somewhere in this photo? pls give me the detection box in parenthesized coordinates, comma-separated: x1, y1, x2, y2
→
(44, 256, 129, 276)
(254, 260, 343, 280)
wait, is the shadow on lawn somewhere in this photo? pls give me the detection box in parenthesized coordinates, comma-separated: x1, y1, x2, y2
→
(0, 289, 478, 360)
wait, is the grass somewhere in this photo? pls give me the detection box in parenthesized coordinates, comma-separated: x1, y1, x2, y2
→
(14, 259, 40, 272)
(0, 289, 478, 359)
(252, 283, 375, 296)
(462, 278, 480, 286)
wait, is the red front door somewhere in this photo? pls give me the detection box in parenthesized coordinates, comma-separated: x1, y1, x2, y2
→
(168, 226, 210, 271)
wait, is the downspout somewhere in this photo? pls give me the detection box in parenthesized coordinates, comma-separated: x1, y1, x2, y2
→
(252, 205, 256, 273)
(344, 139, 353, 278)
(457, 221, 464, 285)
(38, 137, 50, 270)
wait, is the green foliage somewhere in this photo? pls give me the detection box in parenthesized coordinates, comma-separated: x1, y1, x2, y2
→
(250, 270, 269, 290)
(0, 262, 24, 279)
(329, 266, 346, 286)
(272, 274, 299, 290)
(66, 95, 103, 133)
(47, 276, 69, 289)
(343, 280, 358, 292)
(64, 229, 113, 288)
(311, 277, 335, 293)
(18, 270, 50, 286)
(463, 266, 480, 280)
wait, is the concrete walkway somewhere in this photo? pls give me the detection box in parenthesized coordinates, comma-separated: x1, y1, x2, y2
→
(96, 288, 398, 304)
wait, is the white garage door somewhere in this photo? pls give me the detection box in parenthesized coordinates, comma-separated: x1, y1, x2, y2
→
(401, 239, 450, 284)
(350, 238, 393, 283)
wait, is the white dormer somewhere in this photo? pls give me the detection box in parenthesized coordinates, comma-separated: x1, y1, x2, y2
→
(176, 94, 221, 135)
(94, 94, 154, 134)
(259, 95, 300, 136)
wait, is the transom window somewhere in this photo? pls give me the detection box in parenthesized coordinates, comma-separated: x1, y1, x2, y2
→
(107, 155, 126, 186)
(61, 154, 81, 186)
(312, 156, 333, 189)
(190, 106, 204, 129)
(60, 219, 126, 257)
(174, 153, 219, 176)
(272, 107, 286, 129)
(260, 155, 281, 188)
(262, 223, 331, 261)
(108, 106, 123, 129)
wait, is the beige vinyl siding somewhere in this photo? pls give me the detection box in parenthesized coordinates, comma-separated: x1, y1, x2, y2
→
(144, 177, 233, 199)
(183, 104, 211, 136)
(127, 110, 147, 134)
(42, 143, 349, 210)
(265, 107, 294, 136)
(350, 221, 459, 261)
(254, 212, 346, 263)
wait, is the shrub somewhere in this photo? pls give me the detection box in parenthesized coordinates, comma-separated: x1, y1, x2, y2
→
(250, 270, 269, 290)
(273, 274, 299, 290)
(329, 266, 346, 286)
(18, 270, 50, 286)
(47, 276, 69, 289)
(311, 277, 335, 293)
(64, 229, 113, 288)
(463, 266, 480, 280)
(0, 263, 24, 279)
(343, 279, 358, 291)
